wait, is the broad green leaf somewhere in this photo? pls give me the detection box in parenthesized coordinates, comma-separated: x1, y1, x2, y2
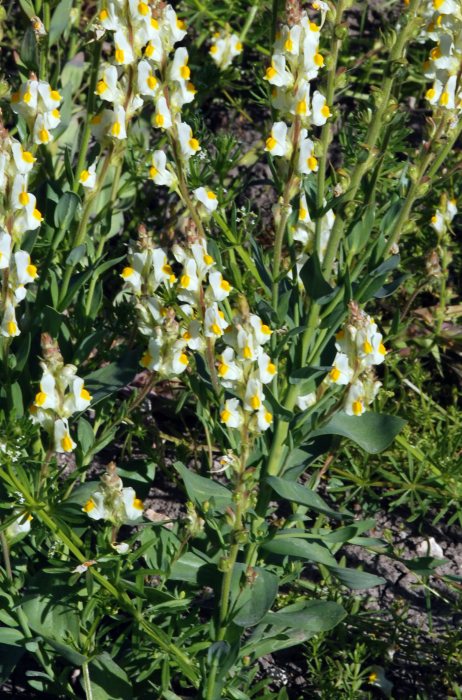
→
(174, 461, 232, 511)
(87, 652, 133, 700)
(263, 600, 346, 633)
(20, 27, 38, 71)
(54, 191, 80, 229)
(84, 351, 140, 404)
(0, 629, 23, 646)
(289, 366, 330, 385)
(21, 592, 80, 643)
(262, 536, 337, 567)
(49, 0, 73, 45)
(267, 476, 350, 520)
(299, 253, 336, 304)
(18, 0, 35, 18)
(77, 417, 94, 455)
(329, 565, 386, 589)
(169, 552, 210, 583)
(232, 564, 278, 628)
(310, 411, 406, 454)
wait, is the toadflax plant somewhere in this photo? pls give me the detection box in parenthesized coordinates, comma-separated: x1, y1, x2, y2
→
(0, 0, 460, 697)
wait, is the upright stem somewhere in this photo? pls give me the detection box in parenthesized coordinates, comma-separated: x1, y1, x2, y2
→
(315, 0, 345, 249)
(322, 0, 423, 276)
(73, 39, 103, 190)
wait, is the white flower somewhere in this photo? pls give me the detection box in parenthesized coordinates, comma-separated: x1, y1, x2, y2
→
(296, 392, 316, 411)
(0, 230, 12, 270)
(153, 96, 172, 129)
(265, 121, 291, 157)
(1, 303, 20, 338)
(327, 352, 354, 385)
(11, 79, 38, 117)
(264, 54, 293, 87)
(205, 303, 228, 338)
(220, 398, 243, 428)
(14, 251, 38, 285)
(96, 65, 121, 103)
(249, 315, 272, 344)
(256, 407, 273, 431)
(216, 347, 243, 386)
(34, 370, 58, 410)
(140, 336, 162, 371)
(114, 28, 135, 65)
(13, 194, 43, 233)
(68, 376, 92, 412)
(209, 32, 243, 70)
(79, 162, 97, 189)
(168, 342, 189, 375)
(357, 329, 387, 367)
(193, 186, 219, 212)
(120, 265, 142, 292)
(121, 487, 144, 521)
(109, 105, 127, 140)
(149, 150, 175, 187)
(177, 121, 201, 159)
(33, 113, 53, 145)
(311, 90, 331, 126)
(208, 271, 232, 301)
(344, 381, 366, 417)
(244, 377, 265, 412)
(298, 132, 318, 174)
(83, 491, 108, 520)
(54, 418, 77, 453)
(7, 511, 32, 538)
(37, 81, 62, 111)
(236, 328, 260, 362)
(10, 141, 37, 174)
(257, 352, 277, 384)
(169, 46, 191, 83)
(112, 542, 130, 554)
(163, 5, 187, 46)
(137, 59, 160, 97)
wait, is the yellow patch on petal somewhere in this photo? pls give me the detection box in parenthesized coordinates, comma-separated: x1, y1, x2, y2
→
(83, 499, 95, 513)
(61, 434, 73, 452)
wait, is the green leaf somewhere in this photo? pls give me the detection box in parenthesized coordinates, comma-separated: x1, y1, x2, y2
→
(169, 552, 210, 584)
(54, 191, 80, 229)
(49, 0, 74, 45)
(0, 629, 24, 646)
(329, 565, 386, 589)
(87, 652, 133, 700)
(84, 351, 140, 404)
(232, 564, 278, 628)
(77, 417, 94, 455)
(347, 206, 375, 254)
(262, 535, 337, 567)
(18, 0, 35, 18)
(310, 411, 406, 454)
(267, 476, 350, 520)
(299, 253, 336, 304)
(288, 366, 330, 385)
(174, 461, 232, 512)
(20, 27, 38, 72)
(263, 600, 346, 632)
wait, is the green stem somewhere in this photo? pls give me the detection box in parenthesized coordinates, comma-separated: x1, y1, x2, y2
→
(315, 0, 346, 249)
(82, 661, 93, 700)
(39, 0, 50, 80)
(59, 145, 115, 308)
(73, 39, 103, 191)
(84, 157, 124, 317)
(322, 0, 423, 275)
